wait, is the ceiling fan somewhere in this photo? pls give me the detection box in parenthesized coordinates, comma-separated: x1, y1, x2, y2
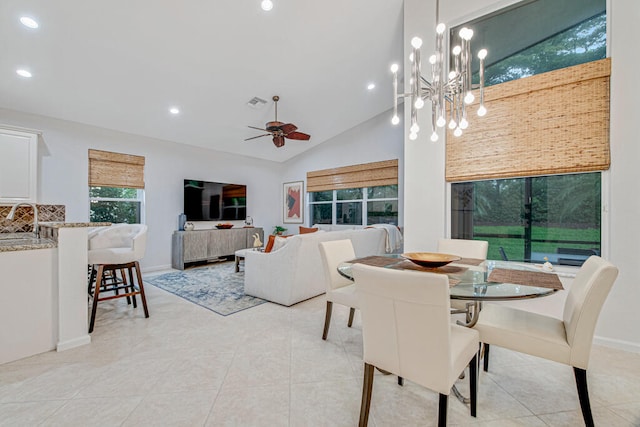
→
(245, 95, 311, 148)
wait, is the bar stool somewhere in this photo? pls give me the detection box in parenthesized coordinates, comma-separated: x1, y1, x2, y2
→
(88, 224, 150, 333)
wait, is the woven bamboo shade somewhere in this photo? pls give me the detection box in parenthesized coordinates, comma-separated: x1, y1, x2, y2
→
(307, 159, 398, 192)
(88, 149, 145, 189)
(446, 58, 611, 182)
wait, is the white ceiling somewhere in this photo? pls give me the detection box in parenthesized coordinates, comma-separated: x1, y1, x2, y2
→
(0, 1, 404, 162)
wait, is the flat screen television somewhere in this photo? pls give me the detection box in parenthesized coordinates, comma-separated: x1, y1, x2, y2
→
(183, 180, 246, 221)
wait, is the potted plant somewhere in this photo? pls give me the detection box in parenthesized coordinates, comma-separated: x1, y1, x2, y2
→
(273, 225, 287, 236)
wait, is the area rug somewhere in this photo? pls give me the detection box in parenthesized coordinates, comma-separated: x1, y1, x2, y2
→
(145, 262, 266, 316)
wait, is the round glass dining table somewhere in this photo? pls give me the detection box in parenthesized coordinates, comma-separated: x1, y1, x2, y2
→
(337, 257, 558, 328)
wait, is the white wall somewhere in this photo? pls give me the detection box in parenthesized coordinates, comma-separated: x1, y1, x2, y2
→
(403, 0, 640, 351)
(282, 109, 404, 227)
(1, 108, 283, 271)
(599, 0, 640, 351)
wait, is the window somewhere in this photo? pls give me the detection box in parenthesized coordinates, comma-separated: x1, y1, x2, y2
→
(450, 0, 606, 266)
(309, 185, 398, 226)
(452, 174, 601, 264)
(88, 149, 145, 223)
(89, 186, 144, 223)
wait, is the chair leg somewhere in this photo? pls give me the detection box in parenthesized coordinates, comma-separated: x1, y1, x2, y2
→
(322, 301, 333, 340)
(469, 354, 477, 417)
(574, 367, 595, 427)
(359, 363, 375, 427)
(348, 307, 355, 327)
(483, 344, 490, 372)
(438, 393, 448, 427)
(134, 261, 150, 318)
(88, 264, 104, 333)
(397, 376, 404, 386)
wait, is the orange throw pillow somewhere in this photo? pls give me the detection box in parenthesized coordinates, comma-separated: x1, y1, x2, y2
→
(299, 226, 318, 234)
(264, 235, 277, 253)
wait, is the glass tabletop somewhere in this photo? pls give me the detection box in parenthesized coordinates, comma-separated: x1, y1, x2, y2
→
(338, 258, 557, 301)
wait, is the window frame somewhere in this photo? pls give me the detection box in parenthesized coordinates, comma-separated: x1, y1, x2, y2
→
(308, 185, 399, 226)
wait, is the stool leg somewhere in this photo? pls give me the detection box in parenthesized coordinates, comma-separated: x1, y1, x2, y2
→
(120, 268, 132, 304)
(134, 261, 150, 318)
(87, 265, 97, 294)
(89, 264, 104, 333)
(127, 266, 138, 308)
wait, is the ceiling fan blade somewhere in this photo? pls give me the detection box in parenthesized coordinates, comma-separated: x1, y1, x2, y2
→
(273, 135, 285, 147)
(248, 125, 269, 132)
(244, 133, 270, 141)
(280, 123, 298, 134)
(285, 131, 311, 141)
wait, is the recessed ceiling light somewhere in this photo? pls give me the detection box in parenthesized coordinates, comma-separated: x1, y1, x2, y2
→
(261, 0, 273, 11)
(367, 83, 376, 90)
(20, 16, 39, 29)
(16, 69, 32, 78)
(169, 107, 180, 115)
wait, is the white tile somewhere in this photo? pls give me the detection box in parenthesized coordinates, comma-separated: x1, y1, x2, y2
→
(0, 268, 637, 426)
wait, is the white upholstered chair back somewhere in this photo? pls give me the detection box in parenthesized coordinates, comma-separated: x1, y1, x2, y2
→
(437, 238, 488, 260)
(353, 264, 455, 394)
(319, 239, 356, 293)
(563, 255, 618, 369)
(89, 224, 147, 263)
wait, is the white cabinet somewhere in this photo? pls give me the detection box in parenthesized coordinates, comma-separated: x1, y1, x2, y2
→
(0, 127, 38, 203)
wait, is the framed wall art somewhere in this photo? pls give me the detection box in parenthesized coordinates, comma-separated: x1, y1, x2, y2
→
(283, 181, 304, 224)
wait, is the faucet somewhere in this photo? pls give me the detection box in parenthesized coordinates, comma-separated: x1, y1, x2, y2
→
(5, 203, 39, 238)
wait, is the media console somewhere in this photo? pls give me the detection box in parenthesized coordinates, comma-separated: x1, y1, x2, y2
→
(171, 227, 264, 270)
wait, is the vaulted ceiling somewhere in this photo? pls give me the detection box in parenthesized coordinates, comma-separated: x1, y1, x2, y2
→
(1, 0, 404, 162)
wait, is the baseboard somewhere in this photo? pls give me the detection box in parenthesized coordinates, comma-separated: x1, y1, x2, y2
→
(57, 335, 91, 352)
(593, 335, 640, 353)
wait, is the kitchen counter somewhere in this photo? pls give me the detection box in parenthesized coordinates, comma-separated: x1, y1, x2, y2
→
(39, 221, 111, 229)
(0, 232, 56, 252)
(0, 223, 109, 252)
(1, 221, 112, 364)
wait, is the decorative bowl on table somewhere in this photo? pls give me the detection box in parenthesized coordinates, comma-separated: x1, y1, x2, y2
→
(216, 223, 234, 229)
(401, 252, 461, 268)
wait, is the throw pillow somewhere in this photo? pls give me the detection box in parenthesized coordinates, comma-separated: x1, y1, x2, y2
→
(264, 235, 277, 253)
(272, 235, 291, 252)
(299, 226, 318, 234)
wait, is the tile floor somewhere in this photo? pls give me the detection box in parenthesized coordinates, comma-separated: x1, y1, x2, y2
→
(1, 264, 639, 426)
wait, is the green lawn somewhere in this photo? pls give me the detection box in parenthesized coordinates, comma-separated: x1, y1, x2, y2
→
(472, 225, 600, 261)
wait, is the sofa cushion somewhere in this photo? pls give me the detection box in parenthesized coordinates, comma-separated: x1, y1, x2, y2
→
(299, 226, 318, 234)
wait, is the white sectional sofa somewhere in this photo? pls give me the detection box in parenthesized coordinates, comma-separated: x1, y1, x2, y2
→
(244, 228, 388, 306)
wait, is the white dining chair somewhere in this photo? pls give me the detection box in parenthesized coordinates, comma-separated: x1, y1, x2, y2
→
(318, 239, 358, 340)
(437, 238, 489, 321)
(472, 255, 618, 427)
(437, 238, 488, 261)
(352, 263, 479, 427)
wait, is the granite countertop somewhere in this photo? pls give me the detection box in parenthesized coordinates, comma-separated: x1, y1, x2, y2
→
(0, 233, 57, 253)
(39, 222, 111, 228)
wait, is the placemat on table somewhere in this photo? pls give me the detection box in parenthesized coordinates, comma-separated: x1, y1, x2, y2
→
(455, 258, 484, 266)
(488, 268, 564, 290)
(389, 260, 466, 286)
(349, 256, 401, 268)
